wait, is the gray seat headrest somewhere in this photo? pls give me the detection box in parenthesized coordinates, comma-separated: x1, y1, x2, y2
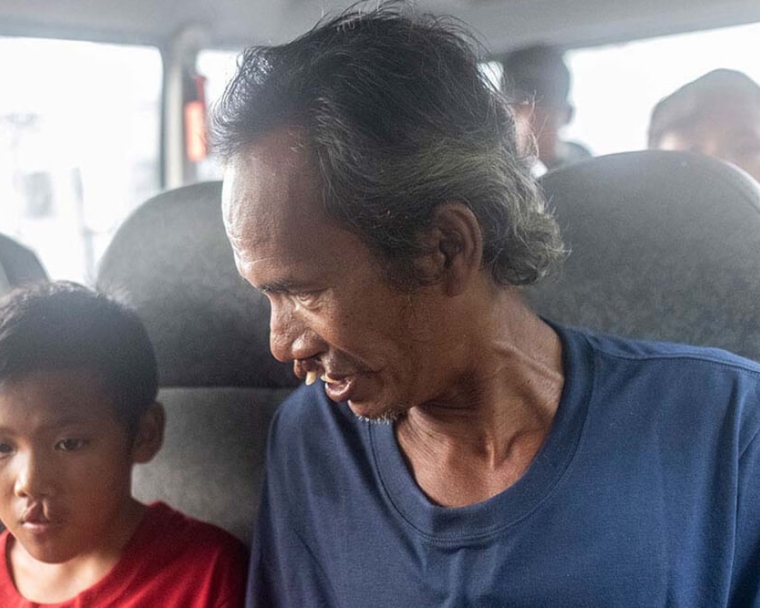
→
(526, 150, 760, 361)
(96, 181, 298, 389)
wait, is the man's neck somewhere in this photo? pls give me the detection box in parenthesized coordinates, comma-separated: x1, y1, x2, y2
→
(395, 298, 564, 507)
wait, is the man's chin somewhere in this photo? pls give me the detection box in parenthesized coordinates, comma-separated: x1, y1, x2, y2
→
(347, 400, 405, 425)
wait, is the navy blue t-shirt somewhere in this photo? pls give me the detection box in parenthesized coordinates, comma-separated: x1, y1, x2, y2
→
(248, 326, 760, 607)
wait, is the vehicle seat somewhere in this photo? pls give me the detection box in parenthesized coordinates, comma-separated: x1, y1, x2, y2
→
(96, 181, 299, 543)
(0, 232, 48, 295)
(526, 150, 760, 361)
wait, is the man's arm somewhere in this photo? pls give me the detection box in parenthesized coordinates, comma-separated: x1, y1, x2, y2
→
(729, 429, 760, 606)
(246, 396, 341, 608)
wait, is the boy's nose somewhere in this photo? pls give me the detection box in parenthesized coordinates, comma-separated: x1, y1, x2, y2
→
(14, 454, 53, 498)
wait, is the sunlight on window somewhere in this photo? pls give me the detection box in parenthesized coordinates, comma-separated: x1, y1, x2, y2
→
(196, 49, 241, 181)
(0, 38, 162, 284)
(564, 21, 760, 156)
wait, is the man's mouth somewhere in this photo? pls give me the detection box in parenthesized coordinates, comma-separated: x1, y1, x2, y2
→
(322, 374, 356, 402)
(297, 359, 367, 402)
(305, 370, 344, 386)
(299, 367, 357, 402)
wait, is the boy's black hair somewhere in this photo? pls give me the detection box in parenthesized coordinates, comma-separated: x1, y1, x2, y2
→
(0, 281, 158, 433)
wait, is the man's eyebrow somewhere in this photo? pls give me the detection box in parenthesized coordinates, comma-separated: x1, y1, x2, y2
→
(257, 279, 300, 294)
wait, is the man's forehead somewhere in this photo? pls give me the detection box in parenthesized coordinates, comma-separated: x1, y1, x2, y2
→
(222, 129, 322, 234)
(220, 127, 362, 283)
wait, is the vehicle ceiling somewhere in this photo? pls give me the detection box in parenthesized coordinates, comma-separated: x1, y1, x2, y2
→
(2, 0, 760, 53)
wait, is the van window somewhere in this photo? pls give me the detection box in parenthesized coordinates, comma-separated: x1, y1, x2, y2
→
(196, 49, 241, 182)
(0, 37, 162, 283)
(564, 21, 760, 156)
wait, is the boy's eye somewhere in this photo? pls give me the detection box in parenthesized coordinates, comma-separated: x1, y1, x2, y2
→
(0, 443, 14, 455)
(56, 438, 88, 452)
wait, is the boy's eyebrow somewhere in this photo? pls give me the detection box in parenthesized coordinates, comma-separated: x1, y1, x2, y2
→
(0, 417, 91, 434)
(43, 416, 90, 429)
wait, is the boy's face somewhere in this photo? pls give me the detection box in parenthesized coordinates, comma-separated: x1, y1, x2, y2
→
(0, 369, 144, 564)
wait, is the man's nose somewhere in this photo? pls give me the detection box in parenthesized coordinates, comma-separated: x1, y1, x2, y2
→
(14, 452, 53, 498)
(268, 301, 320, 363)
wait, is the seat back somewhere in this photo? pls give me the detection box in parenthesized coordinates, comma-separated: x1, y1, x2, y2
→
(97, 181, 298, 542)
(526, 150, 760, 361)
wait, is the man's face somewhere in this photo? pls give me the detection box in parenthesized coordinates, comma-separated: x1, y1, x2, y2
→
(656, 100, 760, 183)
(0, 369, 139, 564)
(222, 129, 454, 421)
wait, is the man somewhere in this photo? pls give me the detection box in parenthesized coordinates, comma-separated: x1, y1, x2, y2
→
(649, 69, 760, 183)
(214, 5, 760, 606)
(502, 45, 591, 173)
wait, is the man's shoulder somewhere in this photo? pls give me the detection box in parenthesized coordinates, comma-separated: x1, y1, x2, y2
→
(579, 327, 760, 376)
(564, 326, 760, 446)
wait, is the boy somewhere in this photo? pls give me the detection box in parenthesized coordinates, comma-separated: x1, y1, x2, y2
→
(0, 281, 248, 606)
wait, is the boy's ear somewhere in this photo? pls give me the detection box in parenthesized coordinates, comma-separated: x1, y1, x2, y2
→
(131, 402, 165, 464)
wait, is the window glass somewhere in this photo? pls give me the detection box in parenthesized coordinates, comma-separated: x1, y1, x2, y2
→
(196, 49, 241, 182)
(0, 37, 162, 284)
(564, 22, 760, 156)
(480, 60, 504, 90)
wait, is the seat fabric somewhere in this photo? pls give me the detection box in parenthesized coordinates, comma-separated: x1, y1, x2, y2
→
(97, 181, 298, 542)
(526, 150, 760, 361)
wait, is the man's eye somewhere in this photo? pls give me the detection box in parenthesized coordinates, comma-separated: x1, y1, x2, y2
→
(295, 292, 319, 306)
(56, 438, 88, 452)
(0, 443, 14, 455)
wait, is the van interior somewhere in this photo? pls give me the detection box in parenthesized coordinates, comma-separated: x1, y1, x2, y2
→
(2, 0, 760, 542)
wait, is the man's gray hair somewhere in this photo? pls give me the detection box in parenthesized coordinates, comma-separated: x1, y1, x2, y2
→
(213, 2, 564, 288)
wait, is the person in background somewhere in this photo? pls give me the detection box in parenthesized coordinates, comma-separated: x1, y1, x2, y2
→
(502, 44, 592, 174)
(648, 68, 760, 183)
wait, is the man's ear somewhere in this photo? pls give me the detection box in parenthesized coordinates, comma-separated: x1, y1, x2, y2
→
(417, 202, 483, 296)
(131, 402, 165, 464)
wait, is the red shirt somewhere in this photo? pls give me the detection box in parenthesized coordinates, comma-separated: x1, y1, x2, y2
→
(0, 502, 248, 607)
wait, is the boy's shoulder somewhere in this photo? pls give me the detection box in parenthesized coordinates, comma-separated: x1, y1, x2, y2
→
(107, 502, 248, 607)
(130, 501, 248, 561)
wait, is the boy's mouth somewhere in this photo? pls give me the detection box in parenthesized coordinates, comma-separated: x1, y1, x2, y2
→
(20, 504, 54, 527)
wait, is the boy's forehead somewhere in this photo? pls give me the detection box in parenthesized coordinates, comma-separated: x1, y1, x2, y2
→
(0, 369, 119, 425)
